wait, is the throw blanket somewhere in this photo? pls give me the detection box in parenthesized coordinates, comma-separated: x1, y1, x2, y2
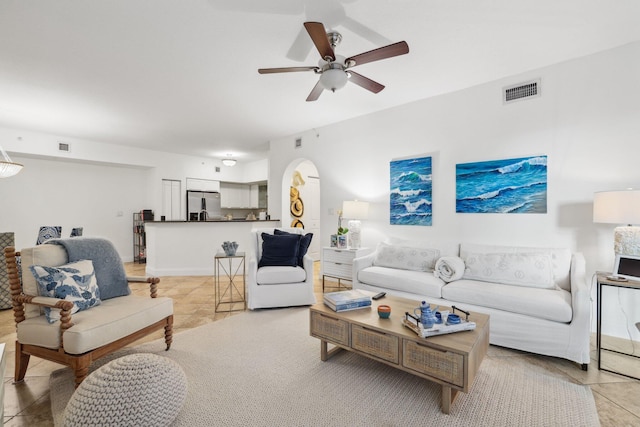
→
(47, 237, 130, 300)
(434, 256, 466, 283)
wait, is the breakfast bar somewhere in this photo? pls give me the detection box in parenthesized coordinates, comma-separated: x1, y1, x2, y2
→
(144, 219, 280, 276)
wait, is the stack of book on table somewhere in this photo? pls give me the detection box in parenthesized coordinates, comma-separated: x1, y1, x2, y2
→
(323, 290, 372, 312)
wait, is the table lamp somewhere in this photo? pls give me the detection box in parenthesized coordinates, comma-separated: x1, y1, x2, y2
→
(342, 200, 369, 249)
(593, 189, 640, 256)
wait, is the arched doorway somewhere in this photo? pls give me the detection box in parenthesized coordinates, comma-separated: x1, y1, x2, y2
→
(281, 159, 321, 261)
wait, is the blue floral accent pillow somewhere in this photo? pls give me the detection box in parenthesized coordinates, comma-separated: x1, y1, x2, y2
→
(29, 259, 101, 323)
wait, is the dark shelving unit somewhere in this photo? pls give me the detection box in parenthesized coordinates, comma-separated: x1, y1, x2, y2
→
(133, 212, 146, 263)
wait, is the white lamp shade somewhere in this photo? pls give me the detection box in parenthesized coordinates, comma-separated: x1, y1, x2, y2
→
(222, 158, 236, 167)
(342, 200, 369, 219)
(593, 190, 640, 225)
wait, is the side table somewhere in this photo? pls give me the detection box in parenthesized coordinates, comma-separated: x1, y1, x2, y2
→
(214, 252, 246, 312)
(596, 272, 640, 380)
(322, 247, 370, 292)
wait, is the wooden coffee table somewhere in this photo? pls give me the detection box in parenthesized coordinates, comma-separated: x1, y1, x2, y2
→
(309, 294, 490, 414)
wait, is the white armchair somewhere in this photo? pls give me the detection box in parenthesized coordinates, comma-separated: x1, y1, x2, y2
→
(247, 227, 316, 309)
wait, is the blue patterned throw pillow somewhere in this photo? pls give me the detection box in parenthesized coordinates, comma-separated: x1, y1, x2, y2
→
(29, 260, 101, 323)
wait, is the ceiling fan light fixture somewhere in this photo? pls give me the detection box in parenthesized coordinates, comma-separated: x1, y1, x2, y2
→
(320, 68, 348, 92)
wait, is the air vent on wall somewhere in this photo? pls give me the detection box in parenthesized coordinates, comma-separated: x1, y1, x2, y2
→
(58, 142, 70, 152)
(295, 138, 302, 148)
(503, 79, 540, 104)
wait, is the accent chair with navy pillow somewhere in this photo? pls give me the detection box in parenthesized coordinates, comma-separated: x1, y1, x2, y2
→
(247, 228, 316, 310)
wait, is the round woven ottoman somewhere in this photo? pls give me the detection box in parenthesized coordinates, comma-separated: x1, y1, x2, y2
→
(62, 353, 187, 427)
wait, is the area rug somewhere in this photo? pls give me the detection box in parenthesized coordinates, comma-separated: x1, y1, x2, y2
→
(51, 307, 600, 426)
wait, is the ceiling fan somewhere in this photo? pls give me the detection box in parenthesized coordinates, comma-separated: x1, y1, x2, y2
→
(258, 22, 409, 102)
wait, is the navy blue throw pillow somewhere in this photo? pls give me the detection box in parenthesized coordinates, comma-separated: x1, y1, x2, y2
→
(259, 233, 301, 268)
(274, 229, 313, 267)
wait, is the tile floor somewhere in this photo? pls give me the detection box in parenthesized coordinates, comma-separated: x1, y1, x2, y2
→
(2, 262, 640, 426)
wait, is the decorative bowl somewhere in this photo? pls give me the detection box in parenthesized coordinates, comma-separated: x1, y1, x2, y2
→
(446, 314, 461, 325)
(377, 305, 391, 319)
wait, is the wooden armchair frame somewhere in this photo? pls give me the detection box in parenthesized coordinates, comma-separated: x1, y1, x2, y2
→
(4, 246, 174, 387)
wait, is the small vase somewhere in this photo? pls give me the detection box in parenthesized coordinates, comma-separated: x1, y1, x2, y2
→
(222, 241, 238, 256)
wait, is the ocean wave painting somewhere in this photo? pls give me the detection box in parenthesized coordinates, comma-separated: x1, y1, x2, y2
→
(390, 156, 432, 226)
(456, 155, 547, 213)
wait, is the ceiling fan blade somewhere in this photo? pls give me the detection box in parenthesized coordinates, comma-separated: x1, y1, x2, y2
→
(258, 66, 318, 74)
(346, 41, 409, 67)
(348, 71, 385, 93)
(304, 21, 335, 61)
(306, 81, 324, 102)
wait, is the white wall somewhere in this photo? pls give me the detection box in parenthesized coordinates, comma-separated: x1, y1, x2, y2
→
(0, 155, 150, 257)
(268, 41, 640, 338)
(0, 127, 268, 260)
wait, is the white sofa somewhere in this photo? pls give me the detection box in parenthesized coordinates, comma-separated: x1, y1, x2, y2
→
(352, 241, 591, 368)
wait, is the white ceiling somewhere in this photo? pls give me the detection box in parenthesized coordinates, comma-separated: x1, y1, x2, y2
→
(1, 0, 639, 163)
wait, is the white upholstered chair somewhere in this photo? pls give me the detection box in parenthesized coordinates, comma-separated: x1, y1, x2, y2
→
(4, 237, 174, 387)
(247, 227, 316, 309)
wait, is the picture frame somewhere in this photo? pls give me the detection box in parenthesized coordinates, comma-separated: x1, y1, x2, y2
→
(337, 234, 348, 249)
(613, 254, 640, 281)
(330, 234, 338, 248)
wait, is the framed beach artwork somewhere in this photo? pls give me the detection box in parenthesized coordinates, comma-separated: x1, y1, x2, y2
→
(456, 155, 547, 213)
(390, 155, 432, 226)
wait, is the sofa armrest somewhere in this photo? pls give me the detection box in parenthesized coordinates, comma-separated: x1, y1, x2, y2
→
(568, 252, 591, 364)
(127, 275, 161, 298)
(13, 293, 75, 332)
(569, 253, 590, 321)
(14, 294, 74, 311)
(352, 252, 376, 288)
(302, 255, 314, 284)
(247, 256, 258, 287)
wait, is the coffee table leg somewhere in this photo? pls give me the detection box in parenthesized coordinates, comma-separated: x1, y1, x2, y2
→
(320, 339, 344, 361)
(441, 385, 459, 414)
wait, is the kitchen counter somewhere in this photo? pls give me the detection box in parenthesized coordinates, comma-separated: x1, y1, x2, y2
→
(147, 219, 277, 223)
(144, 219, 281, 276)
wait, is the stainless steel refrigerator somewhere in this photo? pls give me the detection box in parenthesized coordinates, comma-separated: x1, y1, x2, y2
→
(187, 191, 222, 221)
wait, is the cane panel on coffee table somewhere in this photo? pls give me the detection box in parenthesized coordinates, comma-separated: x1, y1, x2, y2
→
(309, 294, 490, 414)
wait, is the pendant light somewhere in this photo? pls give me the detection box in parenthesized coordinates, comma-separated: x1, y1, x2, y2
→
(0, 146, 23, 178)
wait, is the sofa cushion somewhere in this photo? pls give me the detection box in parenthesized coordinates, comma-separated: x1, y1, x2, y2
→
(460, 243, 572, 291)
(462, 252, 556, 289)
(16, 295, 173, 354)
(256, 265, 306, 285)
(442, 279, 572, 322)
(20, 245, 69, 319)
(29, 260, 102, 323)
(373, 242, 440, 272)
(357, 266, 445, 298)
(259, 233, 300, 267)
(274, 229, 313, 267)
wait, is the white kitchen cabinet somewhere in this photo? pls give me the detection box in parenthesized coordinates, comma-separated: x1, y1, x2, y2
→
(162, 179, 181, 220)
(250, 184, 259, 209)
(186, 178, 220, 192)
(221, 182, 251, 208)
